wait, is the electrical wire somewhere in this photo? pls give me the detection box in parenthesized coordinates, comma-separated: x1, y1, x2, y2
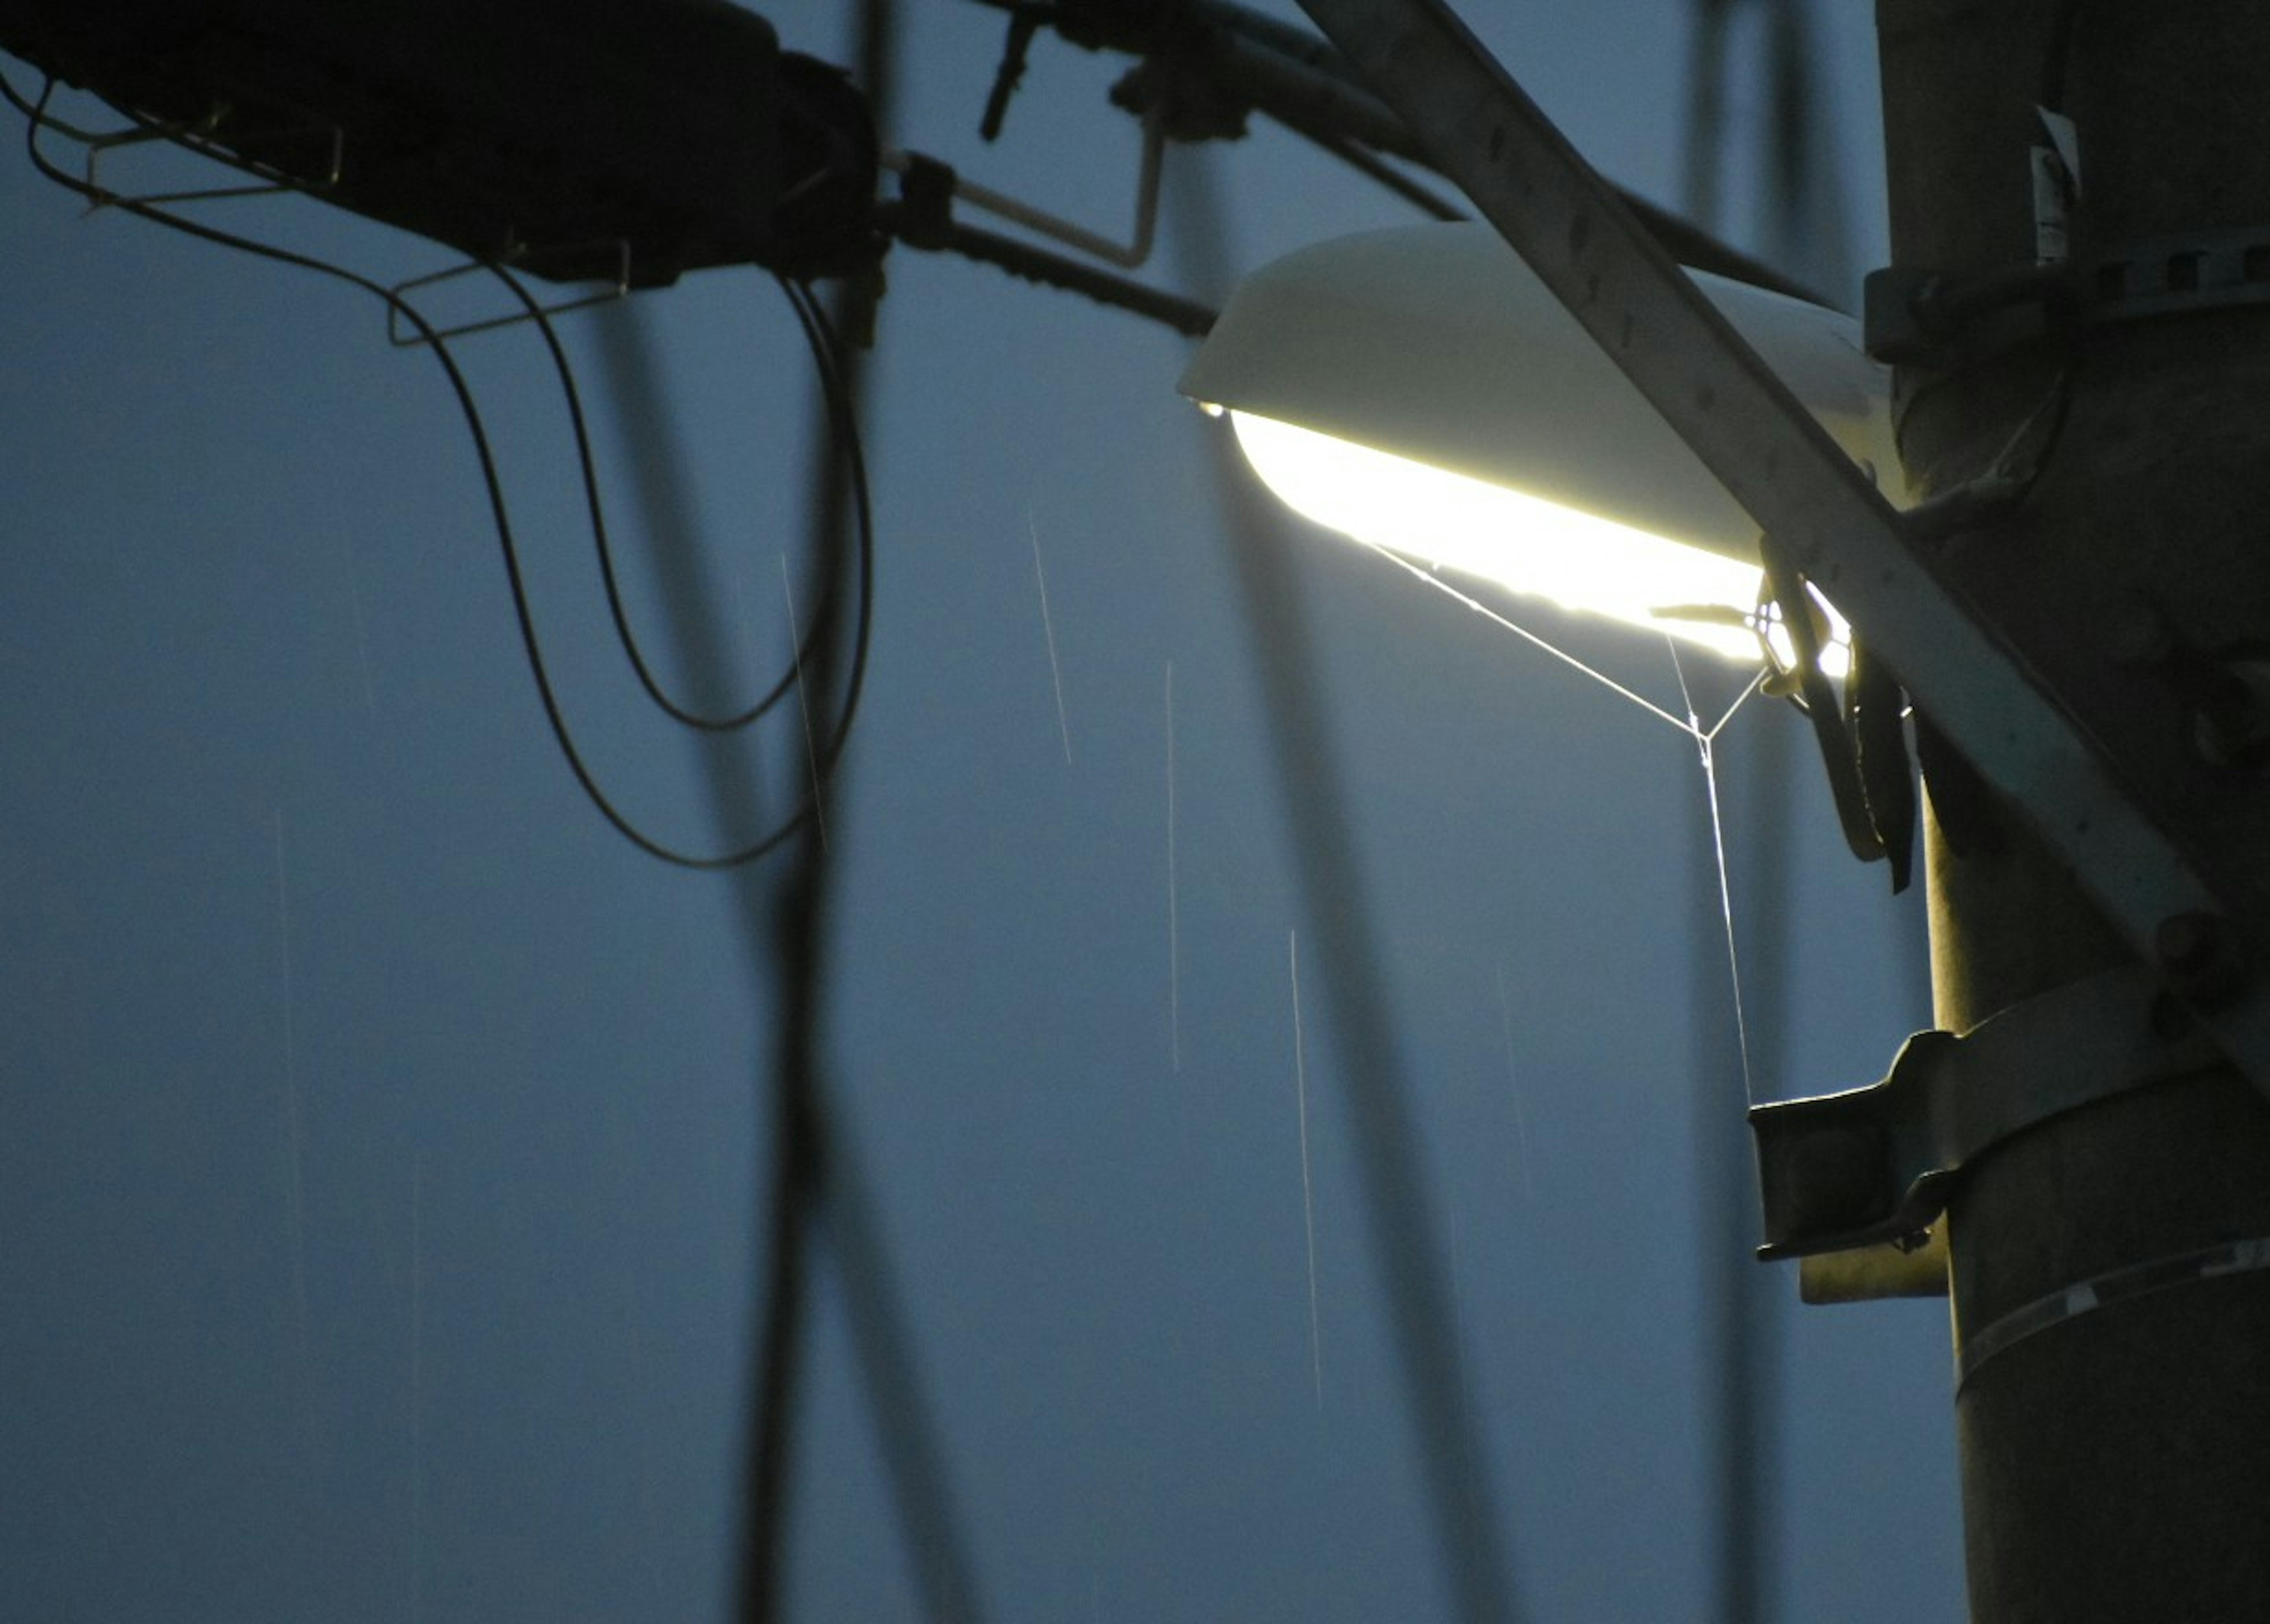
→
(1355, 542, 1710, 737)
(1170, 147, 1526, 1624)
(484, 260, 840, 735)
(2042, 0, 2093, 112)
(1207, 411, 1526, 1624)
(9, 61, 984, 1624)
(745, 2, 990, 1617)
(1305, 127, 1467, 222)
(5, 68, 874, 871)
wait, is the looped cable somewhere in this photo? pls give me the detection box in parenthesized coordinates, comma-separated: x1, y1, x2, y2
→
(485, 260, 840, 737)
(4, 68, 875, 870)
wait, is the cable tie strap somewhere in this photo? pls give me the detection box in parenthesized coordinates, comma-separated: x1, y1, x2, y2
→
(1956, 1235, 2270, 1392)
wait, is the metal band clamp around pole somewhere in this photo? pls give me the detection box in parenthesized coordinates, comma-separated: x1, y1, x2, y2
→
(1749, 966, 2223, 1260)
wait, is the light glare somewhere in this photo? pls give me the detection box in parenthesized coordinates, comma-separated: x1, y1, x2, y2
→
(1231, 410, 1848, 676)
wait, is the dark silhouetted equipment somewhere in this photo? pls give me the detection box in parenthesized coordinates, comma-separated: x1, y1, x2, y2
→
(0, 0, 879, 284)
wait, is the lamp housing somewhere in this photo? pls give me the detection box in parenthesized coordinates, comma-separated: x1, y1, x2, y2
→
(1179, 222, 1905, 667)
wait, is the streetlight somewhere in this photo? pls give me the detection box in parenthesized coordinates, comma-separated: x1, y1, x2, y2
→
(1179, 222, 1905, 672)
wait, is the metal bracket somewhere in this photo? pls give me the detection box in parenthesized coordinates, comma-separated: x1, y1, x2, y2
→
(385, 240, 634, 348)
(1292, 0, 2270, 1101)
(86, 110, 345, 209)
(2085, 226, 2270, 323)
(22, 85, 346, 212)
(1865, 226, 2270, 368)
(1749, 967, 2223, 1260)
(880, 102, 1166, 272)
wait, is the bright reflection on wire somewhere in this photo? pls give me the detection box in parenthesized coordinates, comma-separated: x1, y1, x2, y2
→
(1228, 410, 1850, 678)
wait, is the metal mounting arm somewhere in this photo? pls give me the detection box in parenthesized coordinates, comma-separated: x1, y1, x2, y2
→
(1291, 0, 2270, 1095)
(1750, 968, 2222, 1260)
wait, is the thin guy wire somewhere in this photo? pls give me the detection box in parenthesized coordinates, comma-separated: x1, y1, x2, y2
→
(1671, 640, 1757, 1108)
(1354, 540, 1705, 737)
(1705, 665, 1770, 742)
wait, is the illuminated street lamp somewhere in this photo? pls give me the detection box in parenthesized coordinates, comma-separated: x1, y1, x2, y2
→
(1179, 222, 1905, 672)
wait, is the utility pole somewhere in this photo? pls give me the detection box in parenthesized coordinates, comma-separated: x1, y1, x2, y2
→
(1280, 0, 2270, 1615)
(25, 0, 2261, 1610)
(1878, 3, 2270, 1617)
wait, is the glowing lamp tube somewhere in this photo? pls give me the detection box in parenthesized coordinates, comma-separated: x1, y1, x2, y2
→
(1179, 223, 1904, 673)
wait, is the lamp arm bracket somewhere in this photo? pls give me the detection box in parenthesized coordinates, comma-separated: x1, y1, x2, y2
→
(1749, 966, 2223, 1261)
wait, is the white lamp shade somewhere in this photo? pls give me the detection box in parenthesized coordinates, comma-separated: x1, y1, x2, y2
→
(1178, 222, 1903, 666)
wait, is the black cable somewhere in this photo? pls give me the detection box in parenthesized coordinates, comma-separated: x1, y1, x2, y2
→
(777, 277, 878, 725)
(1306, 127, 1467, 222)
(741, 1, 988, 1617)
(745, 808, 829, 1624)
(8, 63, 984, 1623)
(1681, 0, 1734, 234)
(59, 70, 873, 750)
(1204, 419, 1526, 1624)
(951, 0, 1836, 307)
(485, 261, 831, 735)
(7, 69, 874, 871)
(1242, 72, 1831, 303)
(1762, 0, 1812, 270)
(1168, 150, 1525, 1624)
(2042, 0, 2091, 112)
(1264, 61, 1833, 307)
